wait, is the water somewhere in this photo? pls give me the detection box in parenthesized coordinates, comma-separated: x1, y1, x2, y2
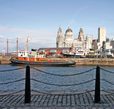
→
(0, 65, 114, 92)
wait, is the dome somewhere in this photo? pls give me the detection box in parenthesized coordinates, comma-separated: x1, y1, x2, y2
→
(65, 27, 73, 33)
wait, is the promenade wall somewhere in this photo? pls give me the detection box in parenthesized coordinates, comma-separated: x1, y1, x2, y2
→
(0, 55, 11, 64)
(72, 58, 114, 66)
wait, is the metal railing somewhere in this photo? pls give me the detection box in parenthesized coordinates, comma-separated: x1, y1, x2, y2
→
(0, 65, 114, 104)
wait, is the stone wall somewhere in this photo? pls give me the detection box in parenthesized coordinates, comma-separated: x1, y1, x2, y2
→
(73, 58, 114, 66)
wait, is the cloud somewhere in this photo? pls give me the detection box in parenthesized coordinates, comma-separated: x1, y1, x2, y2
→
(0, 25, 56, 40)
(0, 25, 57, 51)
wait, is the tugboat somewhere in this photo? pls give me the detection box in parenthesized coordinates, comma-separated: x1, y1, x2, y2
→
(10, 50, 76, 66)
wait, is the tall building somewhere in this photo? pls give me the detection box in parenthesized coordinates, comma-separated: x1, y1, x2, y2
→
(56, 27, 87, 51)
(78, 28, 84, 41)
(64, 27, 73, 47)
(86, 36, 93, 50)
(56, 27, 64, 48)
(56, 26, 97, 56)
(98, 27, 106, 47)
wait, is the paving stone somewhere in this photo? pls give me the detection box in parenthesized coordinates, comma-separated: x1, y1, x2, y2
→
(0, 93, 114, 108)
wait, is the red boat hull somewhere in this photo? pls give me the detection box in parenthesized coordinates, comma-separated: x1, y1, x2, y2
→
(10, 58, 76, 66)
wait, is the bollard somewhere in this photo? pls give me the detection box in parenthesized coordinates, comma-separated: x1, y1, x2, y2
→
(94, 65, 100, 103)
(25, 65, 31, 103)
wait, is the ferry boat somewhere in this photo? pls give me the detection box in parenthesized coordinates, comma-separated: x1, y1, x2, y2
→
(10, 50, 76, 66)
(62, 50, 85, 58)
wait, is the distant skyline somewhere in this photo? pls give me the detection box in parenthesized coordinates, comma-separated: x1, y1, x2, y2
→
(0, 0, 114, 52)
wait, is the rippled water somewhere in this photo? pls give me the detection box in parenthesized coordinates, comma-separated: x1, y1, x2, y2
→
(0, 65, 114, 92)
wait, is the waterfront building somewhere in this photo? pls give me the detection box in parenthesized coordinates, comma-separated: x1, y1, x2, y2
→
(105, 41, 112, 49)
(92, 39, 98, 50)
(98, 27, 106, 47)
(78, 28, 84, 41)
(64, 27, 73, 47)
(85, 36, 93, 51)
(56, 26, 113, 57)
(56, 27, 64, 48)
(38, 47, 70, 57)
(111, 39, 114, 49)
(56, 27, 86, 49)
(97, 27, 112, 55)
(97, 28, 113, 57)
(56, 27, 91, 55)
(111, 39, 114, 54)
(73, 39, 84, 51)
(97, 27, 112, 49)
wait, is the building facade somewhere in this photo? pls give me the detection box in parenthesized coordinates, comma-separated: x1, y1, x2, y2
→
(56, 26, 113, 56)
(56, 27, 64, 47)
(97, 27, 112, 51)
(98, 27, 106, 48)
(56, 27, 93, 55)
(64, 27, 73, 47)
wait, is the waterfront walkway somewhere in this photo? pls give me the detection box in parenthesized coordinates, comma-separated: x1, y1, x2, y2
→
(1, 66, 114, 108)
(1, 92, 114, 108)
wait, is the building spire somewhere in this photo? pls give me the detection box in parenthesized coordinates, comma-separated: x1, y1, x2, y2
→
(80, 28, 83, 33)
(78, 28, 84, 41)
(58, 27, 62, 33)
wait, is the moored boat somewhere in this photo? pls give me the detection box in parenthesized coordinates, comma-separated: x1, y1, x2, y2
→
(10, 50, 76, 66)
(62, 50, 85, 58)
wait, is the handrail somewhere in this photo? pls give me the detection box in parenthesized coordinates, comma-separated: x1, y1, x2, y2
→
(31, 78, 95, 87)
(0, 89, 24, 96)
(0, 78, 25, 85)
(101, 78, 114, 85)
(31, 89, 95, 95)
(0, 67, 24, 72)
(32, 67, 96, 77)
(100, 67, 114, 74)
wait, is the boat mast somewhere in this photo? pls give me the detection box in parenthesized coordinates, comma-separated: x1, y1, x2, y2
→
(16, 37, 18, 56)
(6, 38, 9, 55)
(25, 36, 29, 52)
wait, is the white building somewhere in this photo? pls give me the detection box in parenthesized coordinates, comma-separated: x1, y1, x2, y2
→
(56, 26, 113, 57)
(56, 27, 64, 47)
(105, 42, 112, 49)
(97, 27, 112, 50)
(64, 27, 73, 47)
(98, 27, 106, 47)
(56, 27, 93, 55)
(86, 36, 93, 50)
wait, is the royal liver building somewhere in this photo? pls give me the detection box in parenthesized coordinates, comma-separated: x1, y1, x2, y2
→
(56, 27, 92, 53)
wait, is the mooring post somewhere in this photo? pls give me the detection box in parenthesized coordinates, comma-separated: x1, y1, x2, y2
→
(25, 65, 31, 103)
(94, 65, 100, 103)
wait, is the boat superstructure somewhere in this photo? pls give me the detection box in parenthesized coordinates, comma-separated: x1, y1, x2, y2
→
(10, 50, 76, 66)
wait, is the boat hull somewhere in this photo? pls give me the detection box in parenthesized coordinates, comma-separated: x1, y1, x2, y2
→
(63, 53, 81, 58)
(10, 59, 76, 66)
(62, 53, 86, 58)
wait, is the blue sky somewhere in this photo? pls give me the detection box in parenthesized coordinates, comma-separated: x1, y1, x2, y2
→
(0, 0, 114, 51)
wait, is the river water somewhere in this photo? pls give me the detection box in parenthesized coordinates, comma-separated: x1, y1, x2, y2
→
(0, 65, 114, 92)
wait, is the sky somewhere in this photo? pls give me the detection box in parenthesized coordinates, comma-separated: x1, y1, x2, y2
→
(0, 0, 114, 52)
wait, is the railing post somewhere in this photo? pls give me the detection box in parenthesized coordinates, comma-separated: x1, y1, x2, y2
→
(25, 65, 31, 103)
(94, 65, 100, 103)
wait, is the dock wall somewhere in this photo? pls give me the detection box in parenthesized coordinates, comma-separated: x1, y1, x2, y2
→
(0, 56, 11, 64)
(73, 58, 114, 66)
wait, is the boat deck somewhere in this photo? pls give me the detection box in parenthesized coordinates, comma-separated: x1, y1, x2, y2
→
(0, 92, 114, 108)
